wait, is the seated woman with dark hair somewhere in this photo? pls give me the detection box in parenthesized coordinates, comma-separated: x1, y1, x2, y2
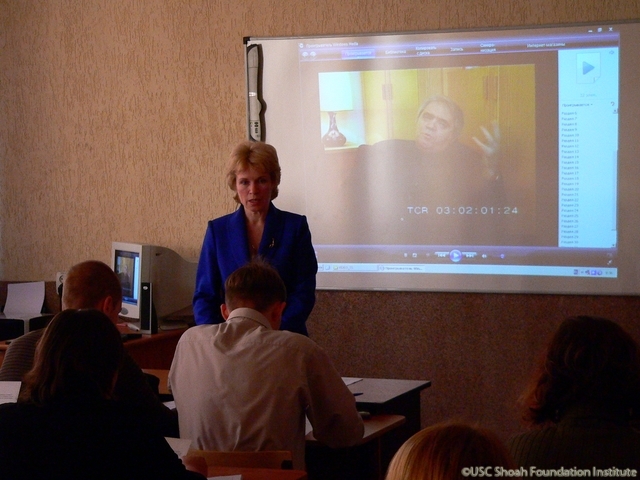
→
(385, 421, 515, 480)
(509, 315, 640, 468)
(0, 309, 206, 480)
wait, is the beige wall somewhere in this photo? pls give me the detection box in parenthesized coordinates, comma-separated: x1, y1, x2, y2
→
(2, 0, 639, 278)
(2, 0, 640, 443)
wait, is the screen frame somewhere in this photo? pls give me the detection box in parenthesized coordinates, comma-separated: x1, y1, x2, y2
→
(246, 20, 640, 296)
(112, 241, 144, 320)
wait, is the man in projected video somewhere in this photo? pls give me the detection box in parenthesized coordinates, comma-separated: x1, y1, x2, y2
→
(416, 95, 499, 178)
(355, 94, 504, 246)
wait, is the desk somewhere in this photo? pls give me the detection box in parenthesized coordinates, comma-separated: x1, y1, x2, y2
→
(146, 371, 428, 479)
(143, 372, 430, 411)
(144, 368, 172, 396)
(208, 466, 307, 479)
(350, 378, 430, 437)
(346, 378, 430, 479)
(305, 414, 405, 480)
(0, 327, 186, 370)
(122, 327, 186, 369)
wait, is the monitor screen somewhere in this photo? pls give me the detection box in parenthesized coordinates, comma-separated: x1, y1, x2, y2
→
(113, 249, 140, 307)
(246, 21, 640, 295)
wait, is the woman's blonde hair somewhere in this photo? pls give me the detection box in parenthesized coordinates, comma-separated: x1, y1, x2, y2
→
(385, 421, 515, 480)
(226, 140, 281, 204)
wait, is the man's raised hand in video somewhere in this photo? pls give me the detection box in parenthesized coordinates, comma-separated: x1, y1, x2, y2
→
(473, 121, 501, 181)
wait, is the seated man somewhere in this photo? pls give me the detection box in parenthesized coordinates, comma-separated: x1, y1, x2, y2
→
(352, 95, 505, 246)
(0, 260, 178, 438)
(169, 259, 364, 470)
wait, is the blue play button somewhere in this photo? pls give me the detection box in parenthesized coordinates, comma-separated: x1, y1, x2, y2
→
(583, 61, 595, 75)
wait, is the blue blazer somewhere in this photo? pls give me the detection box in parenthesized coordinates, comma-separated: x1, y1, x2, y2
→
(193, 203, 318, 335)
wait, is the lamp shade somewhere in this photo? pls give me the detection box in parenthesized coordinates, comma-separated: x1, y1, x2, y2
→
(319, 72, 354, 112)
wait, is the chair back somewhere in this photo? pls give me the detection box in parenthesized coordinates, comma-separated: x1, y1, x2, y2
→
(187, 449, 293, 469)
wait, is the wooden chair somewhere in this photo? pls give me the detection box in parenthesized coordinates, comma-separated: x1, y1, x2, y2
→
(186, 449, 294, 470)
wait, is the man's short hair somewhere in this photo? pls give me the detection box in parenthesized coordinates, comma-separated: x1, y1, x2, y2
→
(224, 258, 287, 313)
(62, 260, 122, 310)
(417, 94, 465, 138)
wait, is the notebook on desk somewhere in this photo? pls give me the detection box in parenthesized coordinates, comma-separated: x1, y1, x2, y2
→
(0, 381, 21, 404)
(2, 282, 45, 318)
(0, 282, 50, 339)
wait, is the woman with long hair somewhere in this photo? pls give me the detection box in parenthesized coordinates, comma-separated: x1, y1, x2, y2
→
(509, 315, 640, 468)
(0, 309, 206, 480)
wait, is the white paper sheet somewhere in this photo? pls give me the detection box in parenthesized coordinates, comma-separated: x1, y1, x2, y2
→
(342, 377, 362, 386)
(165, 436, 192, 458)
(305, 416, 313, 435)
(0, 381, 21, 404)
(3, 282, 45, 317)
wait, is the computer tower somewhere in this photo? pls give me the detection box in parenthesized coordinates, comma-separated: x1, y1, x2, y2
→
(139, 282, 158, 334)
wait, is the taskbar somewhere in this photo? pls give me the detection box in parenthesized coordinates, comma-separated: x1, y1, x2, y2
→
(317, 262, 617, 278)
(314, 244, 617, 268)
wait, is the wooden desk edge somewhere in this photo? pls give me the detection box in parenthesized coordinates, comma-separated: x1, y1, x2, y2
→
(143, 371, 431, 408)
(305, 414, 406, 446)
(143, 368, 171, 395)
(206, 465, 308, 479)
(0, 325, 187, 350)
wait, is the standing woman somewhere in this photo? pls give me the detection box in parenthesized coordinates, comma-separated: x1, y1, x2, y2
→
(193, 141, 318, 335)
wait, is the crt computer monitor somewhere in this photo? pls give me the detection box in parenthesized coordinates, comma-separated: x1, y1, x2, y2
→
(111, 242, 198, 332)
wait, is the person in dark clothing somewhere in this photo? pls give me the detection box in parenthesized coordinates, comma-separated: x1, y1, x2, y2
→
(0, 309, 206, 480)
(508, 315, 640, 469)
(0, 260, 179, 437)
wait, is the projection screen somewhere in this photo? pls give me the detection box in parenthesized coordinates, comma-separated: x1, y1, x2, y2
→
(245, 20, 640, 295)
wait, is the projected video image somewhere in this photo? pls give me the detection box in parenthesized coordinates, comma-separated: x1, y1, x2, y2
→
(247, 22, 636, 294)
(311, 65, 537, 247)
